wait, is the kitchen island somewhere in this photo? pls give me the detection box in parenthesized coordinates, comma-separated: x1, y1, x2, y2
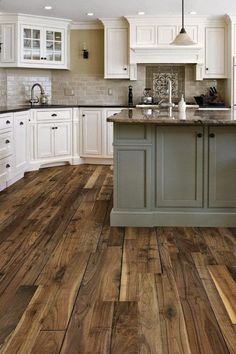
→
(108, 108, 236, 227)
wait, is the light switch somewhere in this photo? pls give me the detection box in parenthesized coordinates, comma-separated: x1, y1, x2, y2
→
(108, 88, 113, 96)
(64, 88, 75, 96)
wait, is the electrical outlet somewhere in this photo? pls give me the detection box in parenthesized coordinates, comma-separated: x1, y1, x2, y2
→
(64, 88, 75, 96)
(108, 88, 113, 96)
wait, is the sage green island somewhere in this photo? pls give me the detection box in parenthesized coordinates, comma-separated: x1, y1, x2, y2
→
(107, 108, 236, 227)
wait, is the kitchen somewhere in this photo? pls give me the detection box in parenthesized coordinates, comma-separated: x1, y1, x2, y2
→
(0, 1, 236, 353)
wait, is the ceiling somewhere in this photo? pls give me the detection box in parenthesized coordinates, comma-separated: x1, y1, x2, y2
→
(0, 0, 236, 21)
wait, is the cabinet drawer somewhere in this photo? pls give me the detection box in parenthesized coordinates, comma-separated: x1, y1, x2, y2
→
(0, 114, 13, 131)
(36, 110, 72, 121)
(0, 132, 13, 159)
(0, 155, 14, 184)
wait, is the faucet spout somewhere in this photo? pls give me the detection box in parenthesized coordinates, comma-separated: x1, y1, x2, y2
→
(29, 83, 45, 106)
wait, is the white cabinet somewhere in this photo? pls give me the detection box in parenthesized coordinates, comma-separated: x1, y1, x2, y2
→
(54, 122, 71, 156)
(21, 25, 65, 67)
(37, 123, 54, 159)
(14, 111, 28, 175)
(0, 14, 70, 69)
(81, 109, 102, 156)
(104, 109, 122, 157)
(101, 19, 130, 79)
(205, 27, 226, 78)
(136, 25, 156, 46)
(105, 27, 129, 78)
(0, 23, 15, 63)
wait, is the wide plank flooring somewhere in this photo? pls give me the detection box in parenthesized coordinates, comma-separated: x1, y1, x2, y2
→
(0, 164, 236, 354)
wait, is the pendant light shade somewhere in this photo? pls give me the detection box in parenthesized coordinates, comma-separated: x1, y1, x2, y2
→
(171, 0, 196, 45)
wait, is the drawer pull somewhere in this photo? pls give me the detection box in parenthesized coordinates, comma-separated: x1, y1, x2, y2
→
(6, 164, 10, 168)
(51, 113, 57, 117)
(20, 122, 24, 126)
(209, 133, 215, 138)
(5, 139, 10, 144)
(6, 120, 10, 124)
(197, 133, 203, 138)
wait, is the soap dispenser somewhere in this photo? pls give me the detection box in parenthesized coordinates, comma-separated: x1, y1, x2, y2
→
(178, 94, 186, 112)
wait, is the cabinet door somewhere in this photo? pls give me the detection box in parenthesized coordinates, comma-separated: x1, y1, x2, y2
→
(105, 109, 122, 157)
(156, 127, 204, 208)
(105, 28, 129, 78)
(114, 146, 152, 210)
(21, 25, 43, 63)
(14, 112, 28, 174)
(0, 24, 15, 63)
(205, 27, 226, 78)
(44, 28, 65, 65)
(209, 127, 236, 208)
(54, 122, 72, 156)
(81, 110, 102, 156)
(37, 123, 54, 159)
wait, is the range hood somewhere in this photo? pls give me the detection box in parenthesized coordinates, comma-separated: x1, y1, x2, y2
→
(130, 44, 203, 65)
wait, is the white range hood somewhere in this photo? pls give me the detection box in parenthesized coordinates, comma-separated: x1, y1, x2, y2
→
(126, 16, 205, 65)
(130, 44, 203, 65)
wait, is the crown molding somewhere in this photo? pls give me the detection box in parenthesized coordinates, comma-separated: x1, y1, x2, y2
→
(71, 20, 103, 30)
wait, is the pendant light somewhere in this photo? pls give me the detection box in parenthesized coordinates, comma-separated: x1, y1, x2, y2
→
(171, 0, 196, 45)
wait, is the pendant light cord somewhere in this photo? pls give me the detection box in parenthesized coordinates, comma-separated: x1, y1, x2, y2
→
(182, 0, 184, 29)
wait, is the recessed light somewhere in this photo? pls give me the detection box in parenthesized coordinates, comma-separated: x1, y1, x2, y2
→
(137, 11, 145, 15)
(189, 11, 197, 15)
(44, 5, 52, 10)
(87, 12, 94, 16)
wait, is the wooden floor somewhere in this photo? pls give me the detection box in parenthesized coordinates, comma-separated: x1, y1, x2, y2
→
(0, 164, 236, 354)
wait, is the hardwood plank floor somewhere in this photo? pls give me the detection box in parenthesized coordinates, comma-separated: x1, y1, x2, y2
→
(0, 164, 235, 354)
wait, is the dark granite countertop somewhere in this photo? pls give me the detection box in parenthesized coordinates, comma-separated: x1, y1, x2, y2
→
(107, 108, 236, 125)
(0, 104, 135, 114)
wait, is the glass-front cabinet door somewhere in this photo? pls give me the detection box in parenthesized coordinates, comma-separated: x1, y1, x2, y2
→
(21, 26, 43, 63)
(45, 28, 64, 65)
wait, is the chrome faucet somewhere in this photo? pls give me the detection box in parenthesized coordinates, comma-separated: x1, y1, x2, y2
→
(29, 83, 45, 105)
(159, 79, 175, 117)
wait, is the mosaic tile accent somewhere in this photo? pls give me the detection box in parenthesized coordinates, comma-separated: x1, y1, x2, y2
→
(153, 73, 179, 100)
(146, 65, 185, 103)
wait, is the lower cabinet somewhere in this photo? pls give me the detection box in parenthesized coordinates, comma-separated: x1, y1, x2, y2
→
(80, 107, 123, 158)
(81, 109, 102, 156)
(209, 126, 236, 207)
(14, 111, 28, 175)
(156, 126, 204, 208)
(37, 122, 71, 159)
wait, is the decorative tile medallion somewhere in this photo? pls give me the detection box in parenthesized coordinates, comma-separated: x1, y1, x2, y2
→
(146, 65, 185, 103)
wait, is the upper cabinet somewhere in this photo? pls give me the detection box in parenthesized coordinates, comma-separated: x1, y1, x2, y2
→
(0, 14, 70, 69)
(100, 19, 137, 80)
(205, 27, 227, 78)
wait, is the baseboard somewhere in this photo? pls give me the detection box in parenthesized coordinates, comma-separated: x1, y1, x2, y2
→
(110, 209, 236, 227)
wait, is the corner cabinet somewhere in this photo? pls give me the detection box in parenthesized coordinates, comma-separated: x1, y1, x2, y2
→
(0, 14, 70, 69)
(205, 27, 227, 78)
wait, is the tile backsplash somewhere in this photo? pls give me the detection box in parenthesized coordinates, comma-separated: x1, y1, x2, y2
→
(0, 64, 227, 106)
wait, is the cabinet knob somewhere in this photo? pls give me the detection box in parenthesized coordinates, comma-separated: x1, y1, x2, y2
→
(55, 126, 58, 129)
(51, 113, 57, 117)
(6, 120, 10, 124)
(40, 57, 44, 60)
(197, 133, 203, 138)
(5, 139, 10, 144)
(209, 133, 215, 138)
(52, 127, 55, 130)
(6, 164, 10, 168)
(20, 121, 24, 125)
(82, 114, 85, 117)
(123, 67, 127, 71)
(44, 57, 47, 60)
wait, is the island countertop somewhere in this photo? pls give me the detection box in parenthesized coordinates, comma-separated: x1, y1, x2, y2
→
(107, 108, 236, 125)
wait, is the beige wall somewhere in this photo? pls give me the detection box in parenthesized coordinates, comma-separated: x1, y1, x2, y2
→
(70, 29, 104, 75)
